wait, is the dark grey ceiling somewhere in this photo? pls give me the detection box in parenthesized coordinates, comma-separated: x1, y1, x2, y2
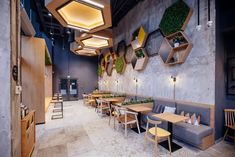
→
(34, 0, 143, 37)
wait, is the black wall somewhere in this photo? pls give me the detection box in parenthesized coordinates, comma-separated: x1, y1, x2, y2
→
(215, 0, 235, 139)
(52, 38, 98, 99)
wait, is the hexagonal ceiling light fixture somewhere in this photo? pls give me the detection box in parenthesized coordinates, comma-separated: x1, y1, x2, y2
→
(45, 0, 112, 33)
(76, 29, 113, 49)
(75, 47, 100, 56)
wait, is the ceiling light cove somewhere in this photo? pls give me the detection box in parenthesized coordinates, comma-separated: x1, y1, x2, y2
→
(75, 47, 99, 56)
(81, 36, 109, 48)
(46, 0, 112, 33)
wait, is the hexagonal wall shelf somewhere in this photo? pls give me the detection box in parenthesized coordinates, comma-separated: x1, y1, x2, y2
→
(131, 26, 148, 50)
(125, 45, 134, 64)
(117, 40, 126, 57)
(159, 0, 192, 36)
(145, 29, 163, 57)
(115, 57, 126, 74)
(158, 31, 193, 65)
(131, 48, 149, 71)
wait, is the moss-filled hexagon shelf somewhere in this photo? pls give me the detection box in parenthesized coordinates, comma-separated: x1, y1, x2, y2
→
(131, 48, 149, 71)
(131, 26, 148, 50)
(97, 64, 104, 77)
(159, 31, 193, 65)
(115, 57, 126, 74)
(117, 40, 126, 57)
(159, 0, 192, 36)
(104, 52, 117, 76)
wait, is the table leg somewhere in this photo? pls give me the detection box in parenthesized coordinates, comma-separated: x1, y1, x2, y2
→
(159, 122, 182, 152)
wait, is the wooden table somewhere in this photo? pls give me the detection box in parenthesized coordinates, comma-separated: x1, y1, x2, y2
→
(91, 93, 112, 98)
(113, 102, 153, 133)
(126, 105, 152, 133)
(99, 97, 126, 103)
(153, 113, 189, 152)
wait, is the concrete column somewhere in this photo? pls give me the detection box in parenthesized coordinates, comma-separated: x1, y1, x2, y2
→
(0, 0, 21, 157)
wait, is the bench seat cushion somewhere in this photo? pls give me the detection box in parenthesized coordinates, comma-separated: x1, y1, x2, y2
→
(173, 122, 213, 145)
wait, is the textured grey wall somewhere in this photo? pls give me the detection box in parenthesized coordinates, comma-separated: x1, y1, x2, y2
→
(0, 0, 11, 156)
(99, 0, 216, 105)
(52, 38, 98, 99)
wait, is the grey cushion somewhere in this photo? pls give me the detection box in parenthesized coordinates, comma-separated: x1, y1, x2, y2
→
(173, 122, 213, 145)
(176, 103, 211, 125)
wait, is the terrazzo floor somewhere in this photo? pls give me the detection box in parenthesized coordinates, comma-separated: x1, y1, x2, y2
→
(32, 100, 235, 157)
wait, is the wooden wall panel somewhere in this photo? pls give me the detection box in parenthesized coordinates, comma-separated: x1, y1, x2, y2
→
(45, 65, 52, 112)
(21, 36, 46, 124)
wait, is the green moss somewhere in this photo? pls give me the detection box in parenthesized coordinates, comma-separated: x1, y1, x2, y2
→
(45, 48, 52, 65)
(97, 65, 104, 77)
(122, 98, 154, 106)
(115, 57, 125, 74)
(159, 0, 190, 36)
(135, 49, 145, 58)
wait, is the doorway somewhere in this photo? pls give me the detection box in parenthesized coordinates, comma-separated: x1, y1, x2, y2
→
(60, 78, 78, 101)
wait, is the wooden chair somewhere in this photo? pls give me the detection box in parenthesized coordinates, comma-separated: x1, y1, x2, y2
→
(82, 94, 89, 105)
(114, 106, 140, 137)
(144, 117, 171, 155)
(223, 109, 235, 142)
(96, 99, 110, 117)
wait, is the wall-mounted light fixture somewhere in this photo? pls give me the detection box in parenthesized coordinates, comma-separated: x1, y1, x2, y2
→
(196, 0, 201, 31)
(134, 77, 138, 100)
(171, 76, 177, 101)
(207, 0, 213, 27)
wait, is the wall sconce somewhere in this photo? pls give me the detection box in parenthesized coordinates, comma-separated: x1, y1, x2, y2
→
(171, 76, 176, 101)
(171, 76, 176, 83)
(196, 0, 202, 31)
(134, 77, 138, 100)
(207, 0, 213, 27)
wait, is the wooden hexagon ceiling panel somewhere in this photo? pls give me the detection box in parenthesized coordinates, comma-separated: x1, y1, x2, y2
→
(45, 0, 112, 33)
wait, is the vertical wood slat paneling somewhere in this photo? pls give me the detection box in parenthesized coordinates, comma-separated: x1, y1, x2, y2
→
(21, 36, 46, 124)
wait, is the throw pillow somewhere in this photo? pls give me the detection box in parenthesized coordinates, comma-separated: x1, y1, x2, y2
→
(163, 106, 176, 114)
(185, 113, 191, 124)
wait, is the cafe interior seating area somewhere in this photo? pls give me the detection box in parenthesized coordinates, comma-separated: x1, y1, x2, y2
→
(0, 0, 235, 157)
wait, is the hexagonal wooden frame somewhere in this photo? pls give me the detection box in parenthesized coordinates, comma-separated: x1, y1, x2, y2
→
(158, 31, 193, 65)
(125, 45, 134, 64)
(117, 40, 126, 57)
(131, 48, 149, 71)
(131, 26, 148, 50)
(115, 57, 127, 74)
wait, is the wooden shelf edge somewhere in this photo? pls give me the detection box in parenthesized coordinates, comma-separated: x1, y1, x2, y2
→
(20, 6, 36, 37)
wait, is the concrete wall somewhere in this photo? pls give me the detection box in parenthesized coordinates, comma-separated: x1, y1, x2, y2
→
(0, 0, 21, 156)
(53, 38, 98, 99)
(99, 0, 216, 105)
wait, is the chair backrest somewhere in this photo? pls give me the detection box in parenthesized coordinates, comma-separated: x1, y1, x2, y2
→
(224, 109, 235, 127)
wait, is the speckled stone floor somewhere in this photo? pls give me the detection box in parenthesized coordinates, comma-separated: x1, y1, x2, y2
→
(31, 100, 235, 157)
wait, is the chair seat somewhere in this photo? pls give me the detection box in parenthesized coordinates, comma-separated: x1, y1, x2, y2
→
(149, 127, 171, 138)
(117, 115, 136, 123)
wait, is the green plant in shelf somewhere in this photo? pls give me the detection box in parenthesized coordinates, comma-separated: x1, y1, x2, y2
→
(97, 65, 104, 77)
(159, 0, 191, 36)
(102, 94, 126, 98)
(135, 49, 145, 58)
(122, 98, 154, 106)
(115, 57, 125, 74)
